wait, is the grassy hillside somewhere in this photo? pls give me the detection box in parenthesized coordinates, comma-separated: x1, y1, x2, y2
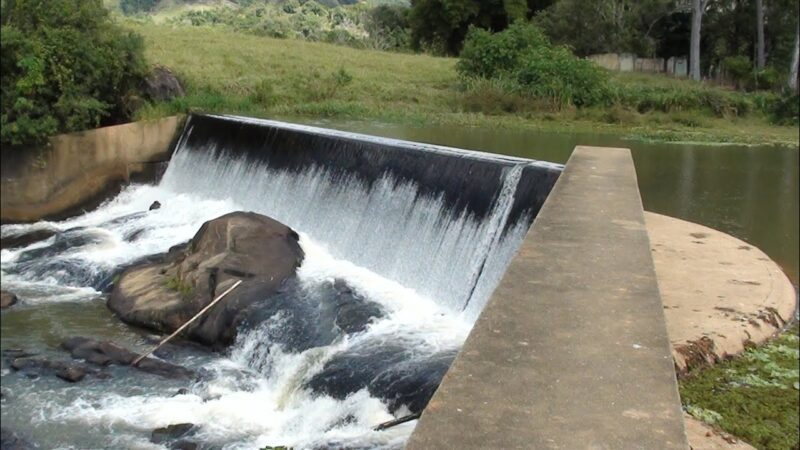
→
(130, 23, 799, 146)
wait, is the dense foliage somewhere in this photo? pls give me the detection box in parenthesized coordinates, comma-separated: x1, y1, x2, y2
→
(1, 0, 146, 146)
(166, 1, 409, 50)
(407, 0, 526, 55)
(458, 23, 609, 107)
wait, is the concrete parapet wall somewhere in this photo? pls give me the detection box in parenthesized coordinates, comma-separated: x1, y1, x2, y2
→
(407, 146, 689, 449)
(1, 116, 184, 223)
(588, 52, 676, 75)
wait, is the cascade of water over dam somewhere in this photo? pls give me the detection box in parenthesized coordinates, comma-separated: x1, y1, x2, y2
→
(0, 115, 561, 449)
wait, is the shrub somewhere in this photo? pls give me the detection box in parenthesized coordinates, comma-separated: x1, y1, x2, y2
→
(458, 23, 609, 108)
(1, 0, 147, 146)
(457, 23, 549, 79)
(769, 92, 799, 126)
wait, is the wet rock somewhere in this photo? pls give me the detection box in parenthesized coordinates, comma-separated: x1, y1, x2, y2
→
(0, 428, 35, 450)
(169, 440, 198, 450)
(1, 291, 18, 309)
(151, 423, 196, 448)
(8, 228, 113, 288)
(2, 349, 36, 359)
(328, 281, 383, 334)
(55, 365, 88, 382)
(173, 388, 190, 396)
(61, 337, 194, 379)
(149, 201, 162, 211)
(109, 212, 304, 348)
(0, 228, 56, 250)
(9, 357, 92, 383)
(307, 344, 456, 414)
(142, 65, 185, 102)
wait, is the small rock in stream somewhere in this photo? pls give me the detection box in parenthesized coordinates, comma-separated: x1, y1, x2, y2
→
(1, 290, 19, 309)
(10, 357, 93, 383)
(61, 336, 195, 379)
(151, 423, 198, 450)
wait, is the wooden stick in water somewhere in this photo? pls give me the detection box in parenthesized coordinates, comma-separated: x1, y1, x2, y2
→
(373, 412, 422, 431)
(131, 279, 243, 367)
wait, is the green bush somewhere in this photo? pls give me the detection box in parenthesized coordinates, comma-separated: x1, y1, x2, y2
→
(1, 0, 147, 146)
(457, 24, 549, 79)
(769, 92, 799, 126)
(457, 23, 609, 108)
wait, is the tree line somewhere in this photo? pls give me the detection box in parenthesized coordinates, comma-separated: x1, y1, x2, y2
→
(409, 0, 799, 90)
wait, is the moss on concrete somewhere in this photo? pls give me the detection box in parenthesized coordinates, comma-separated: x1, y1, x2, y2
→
(679, 323, 800, 450)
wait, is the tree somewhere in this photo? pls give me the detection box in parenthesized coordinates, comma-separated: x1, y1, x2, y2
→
(1, 0, 147, 146)
(756, 0, 765, 69)
(408, 0, 527, 55)
(534, 0, 676, 57)
(790, 21, 799, 90)
(690, 0, 708, 80)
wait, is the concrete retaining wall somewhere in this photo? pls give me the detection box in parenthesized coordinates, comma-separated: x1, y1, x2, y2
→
(588, 52, 689, 76)
(407, 147, 689, 449)
(0, 116, 184, 223)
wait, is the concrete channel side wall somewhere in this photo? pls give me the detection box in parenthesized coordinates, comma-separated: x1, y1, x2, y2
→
(407, 147, 689, 449)
(0, 115, 184, 223)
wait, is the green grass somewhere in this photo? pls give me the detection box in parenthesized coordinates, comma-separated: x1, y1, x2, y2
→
(680, 324, 800, 450)
(127, 23, 799, 147)
(164, 275, 194, 298)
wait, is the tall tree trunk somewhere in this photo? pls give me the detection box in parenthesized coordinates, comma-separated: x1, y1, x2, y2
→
(690, 0, 706, 81)
(790, 22, 799, 91)
(756, 0, 766, 70)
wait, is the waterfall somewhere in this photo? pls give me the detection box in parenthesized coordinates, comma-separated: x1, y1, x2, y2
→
(0, 115, 562, 449)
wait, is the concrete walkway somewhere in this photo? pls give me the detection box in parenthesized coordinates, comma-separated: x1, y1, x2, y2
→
(645, 212, 797, 375)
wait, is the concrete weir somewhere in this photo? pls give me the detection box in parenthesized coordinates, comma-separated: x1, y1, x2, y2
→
(408, 147, 689, 449)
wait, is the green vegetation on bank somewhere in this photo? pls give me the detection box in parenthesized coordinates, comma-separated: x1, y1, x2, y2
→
(129, 23, 798, 146)
(680, 324, 800, 450)
(1, 0, 147, 146)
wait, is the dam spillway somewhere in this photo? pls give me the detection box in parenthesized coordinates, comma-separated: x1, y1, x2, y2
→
(164, 114, 561, 315)
(0, 114, 562, 449)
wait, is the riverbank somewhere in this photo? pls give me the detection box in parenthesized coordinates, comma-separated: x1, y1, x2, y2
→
(128, 24, 799, 148)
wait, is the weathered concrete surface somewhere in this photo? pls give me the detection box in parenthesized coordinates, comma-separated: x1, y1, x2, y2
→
(407, 147, 688, 449)
(1, 116, 184, 223)
(645, 212, 797, 375)
(683, 413, 756, 450)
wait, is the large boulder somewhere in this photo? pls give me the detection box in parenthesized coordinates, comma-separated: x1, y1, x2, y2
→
(142, 65, 185, 102)
(108, 212, 304, 348)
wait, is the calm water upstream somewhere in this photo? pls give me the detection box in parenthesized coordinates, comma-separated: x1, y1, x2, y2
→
(304, 120, 800, 288)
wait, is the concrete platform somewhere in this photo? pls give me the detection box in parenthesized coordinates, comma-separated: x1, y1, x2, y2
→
(407, 147, 688, 449)
(645, 212, 797, 375)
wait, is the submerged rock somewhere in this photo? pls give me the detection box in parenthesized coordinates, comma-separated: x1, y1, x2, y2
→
(61, 337, 194, 379)
(0, 228, 56, 250)
(9, 357, 93, 383)
(306, 343, 456, 414)
(0, 291, 18, 309)
(151, 423, 197, 450)
(149, 201, 162, 211)
(0, 428, 35, 450)
(109, 212, 304, 348)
